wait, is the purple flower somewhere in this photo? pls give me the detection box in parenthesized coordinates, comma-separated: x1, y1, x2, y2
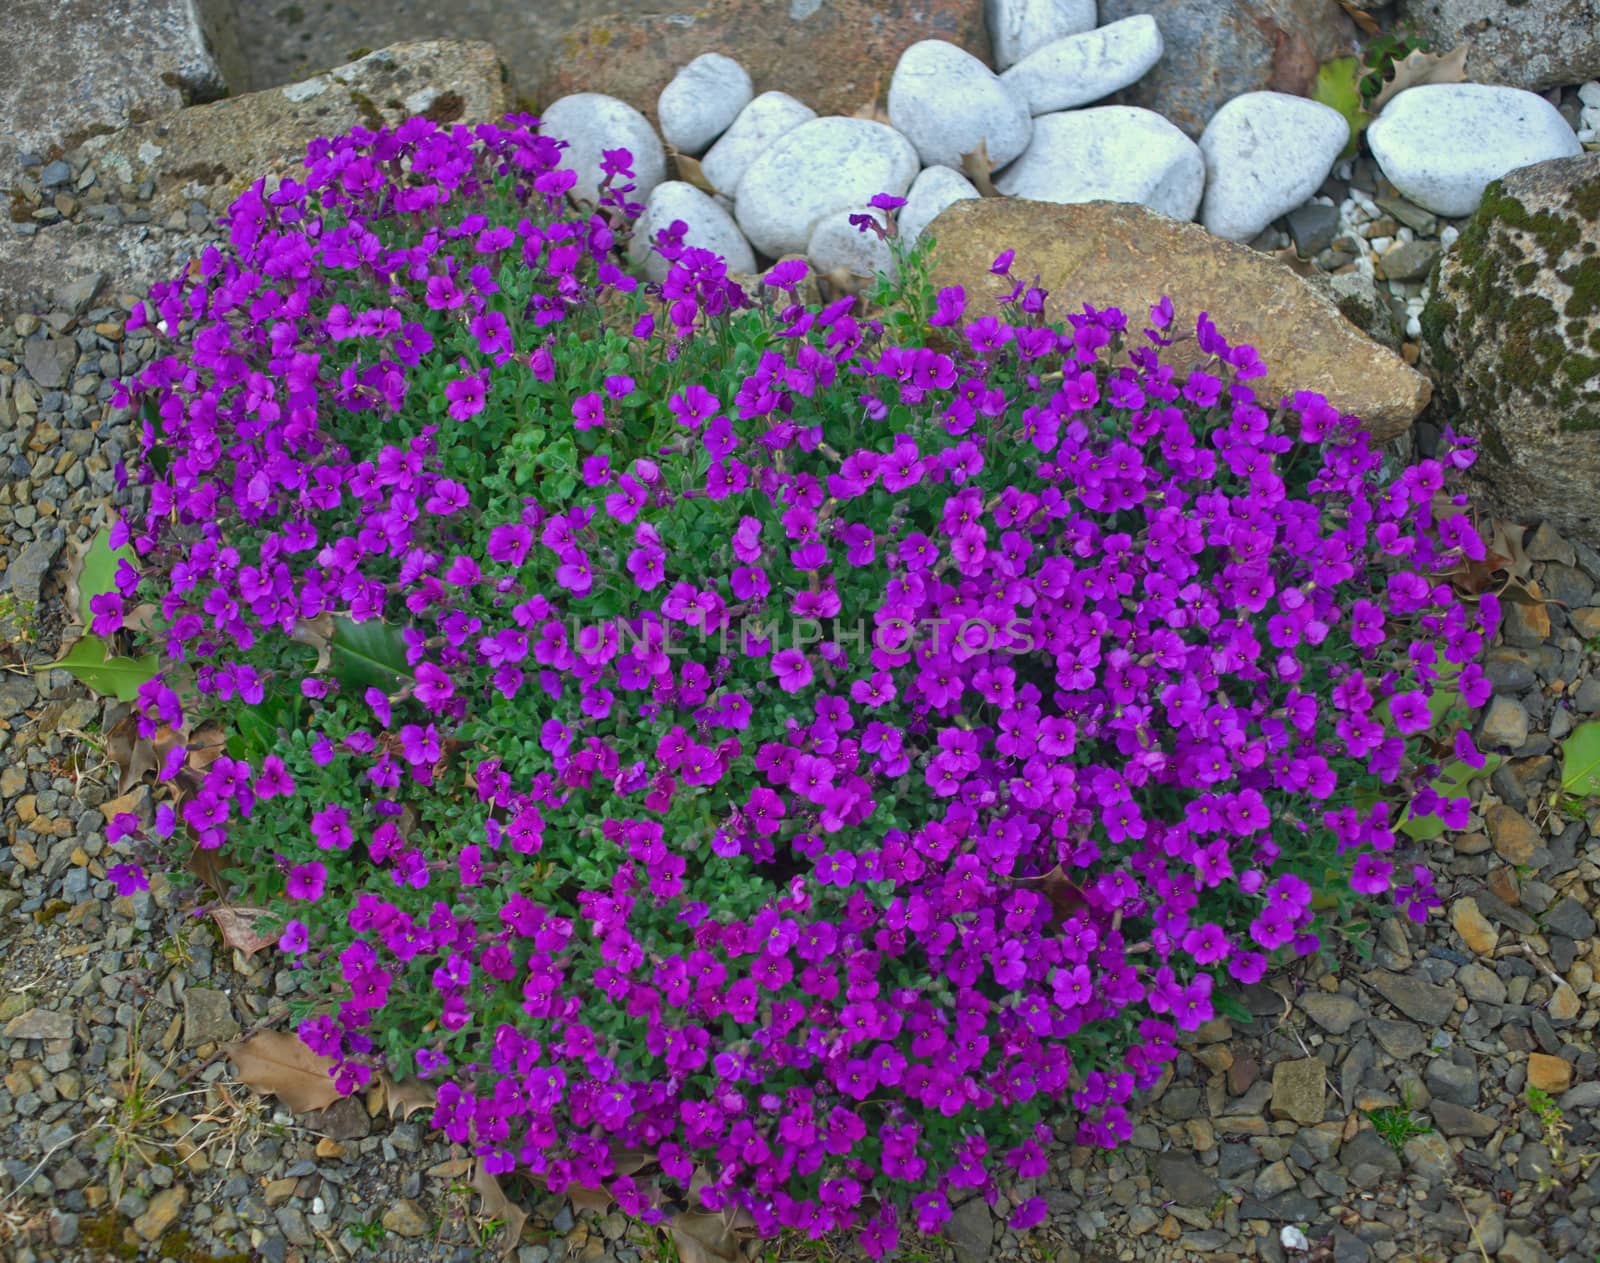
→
(278, 920, 309, 954)
(771, 648, 813, 693)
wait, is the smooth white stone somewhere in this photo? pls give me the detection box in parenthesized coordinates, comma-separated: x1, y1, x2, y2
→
(898, 164, 982, 246)
(1000, 16, 1163, 116)
(994, 106, 1205, 221)
(986, 0, 1098, 70)
(657, 52, 754, 156)
(700, 91, 817, 197)
(808, 208, 897, 282)
(628, 181, 756, 282)
(887, 39, 1032, 170)
(736, 116, 920, 257)
(1367, 83, 1581, 218)
(1198, 91, 1349, 242)
(539, 93, 667, 205)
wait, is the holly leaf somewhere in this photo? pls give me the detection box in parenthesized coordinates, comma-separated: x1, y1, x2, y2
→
(44, 634, 158, 701)
(379, 1072, 438, 1121)
(225, 1030, 342, 1114)
(1561, 721, 1600, 797)
(1371, 44, 1469, 114)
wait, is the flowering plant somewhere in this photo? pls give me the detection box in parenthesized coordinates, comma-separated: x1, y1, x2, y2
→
(102, 113, 1494, 1252)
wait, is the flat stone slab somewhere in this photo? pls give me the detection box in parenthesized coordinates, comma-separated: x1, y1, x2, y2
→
(924, 197, 1430, 440)
(0, 0, 235, 179)
(0, 41, 509, 314)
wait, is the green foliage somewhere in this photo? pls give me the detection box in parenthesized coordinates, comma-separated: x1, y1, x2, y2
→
(78, 526, 137, 625)
(1359, 32, 1431, 104)
(1561, 720, 1600, 797)
(329, 616, 413, 695)
(1367, 1088, 1432, 1153)
(1398, 754, 1500, 840)
(45, 634, 159, 701)
(1312, 57, 1366, 158)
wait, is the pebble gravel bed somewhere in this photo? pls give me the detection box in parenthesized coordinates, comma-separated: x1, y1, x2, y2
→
(1, 134, 1598, 1263)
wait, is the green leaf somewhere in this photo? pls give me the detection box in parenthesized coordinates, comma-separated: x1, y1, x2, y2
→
(329, 616, 413, 696)
(1312, 56, 1366, 158)
(1560, 721, 1600, 797)
(1398, 753, 1502, 840)
(46, 635, 159, 701)
(78, 527, 137, 624)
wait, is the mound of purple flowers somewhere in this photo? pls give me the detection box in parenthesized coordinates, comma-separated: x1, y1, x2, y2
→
(102, 113, 1495, 1253)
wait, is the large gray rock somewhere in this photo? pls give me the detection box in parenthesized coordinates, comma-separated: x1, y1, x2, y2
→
(985, 0, 1098, 70)
(898, 164, 982, 246)
(1367, 85, 1580, 220)
(1097, 0, 1359, 137)
(0, 0, 237, 178)
(1420, 153, 1600, 547)
(1395, 0, 1600, 93)
(657, 53, 752, 156)
(700, 91, 817, 198)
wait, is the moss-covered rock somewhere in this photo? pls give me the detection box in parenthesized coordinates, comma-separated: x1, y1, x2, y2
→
(1424, 153, 1600, 545)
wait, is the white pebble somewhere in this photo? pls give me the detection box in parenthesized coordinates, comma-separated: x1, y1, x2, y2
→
(808, 207, 896, 282)
(1369, 235, 1393, 253)
(985, 0, 1097, 70)
(888, 39, 1033, 170)
(897, 164, 982, 246)
(994, 107, 1205, 222)
(1580, 80, 1600, 108)
(628, 181, 756, 282)
(1405, 314, 1422, 339)
(657, 53, 753, 156)
(1440, 224, 1459, 249)
(1198, 91, 1349, 241)
(1335, 158, 1353, 181)
(1580, 129, 1598, 144)
(1397, 226, 1414, 242)
(999, 16, 1164, 117)
(735, 116, 919, 257)
(539, 93, 667, 205)
(1367, 83, 1581, 217)
(700, 91, 816, 198)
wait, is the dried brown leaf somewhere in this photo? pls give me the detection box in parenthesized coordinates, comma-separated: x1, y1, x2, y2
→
(1015, 865, 1088, 926)
(1337, 0, 1382, 36)
(469, 1162, 529, 1259)
(226, 1030, 342, 1114)
(1265, 27, 1318, 96)
(185, 844, 232, 900)
(668, 149, 718, 195)
(1271, 245, 1322, 280)
(104, 713, 158, 796)
(568, 1182, 613, 1215)
(960, 142, 1001, 198)
(289, 613, 333, 674)
(380, 1071, 438, 1120)
(1371, 43, 1469, 113)
(209, 905, 279, 957)
(668, 1211, 743, 1263)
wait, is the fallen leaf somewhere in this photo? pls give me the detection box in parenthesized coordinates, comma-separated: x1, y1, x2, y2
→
(1371, 43, 1469, 113)
(288, 614, 333, 674)
(380, 1072, 438, 1120)
(668, 1211, 745, 1263)
(185, 845, 232, 900)
(226, 1030, 342, 1114)
(208, 905, 279, 957)
(1265, 27, 1318, 97)
(568, 1182, 614, 1215)
(104, 713, 158, 796)
(1015, 865, 1089, 925)
(668, 149, 719, 195)
(960, 142, 1001, 198)
(1337, 0, 1382, 36)
(469, 1162, 529, 1259)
